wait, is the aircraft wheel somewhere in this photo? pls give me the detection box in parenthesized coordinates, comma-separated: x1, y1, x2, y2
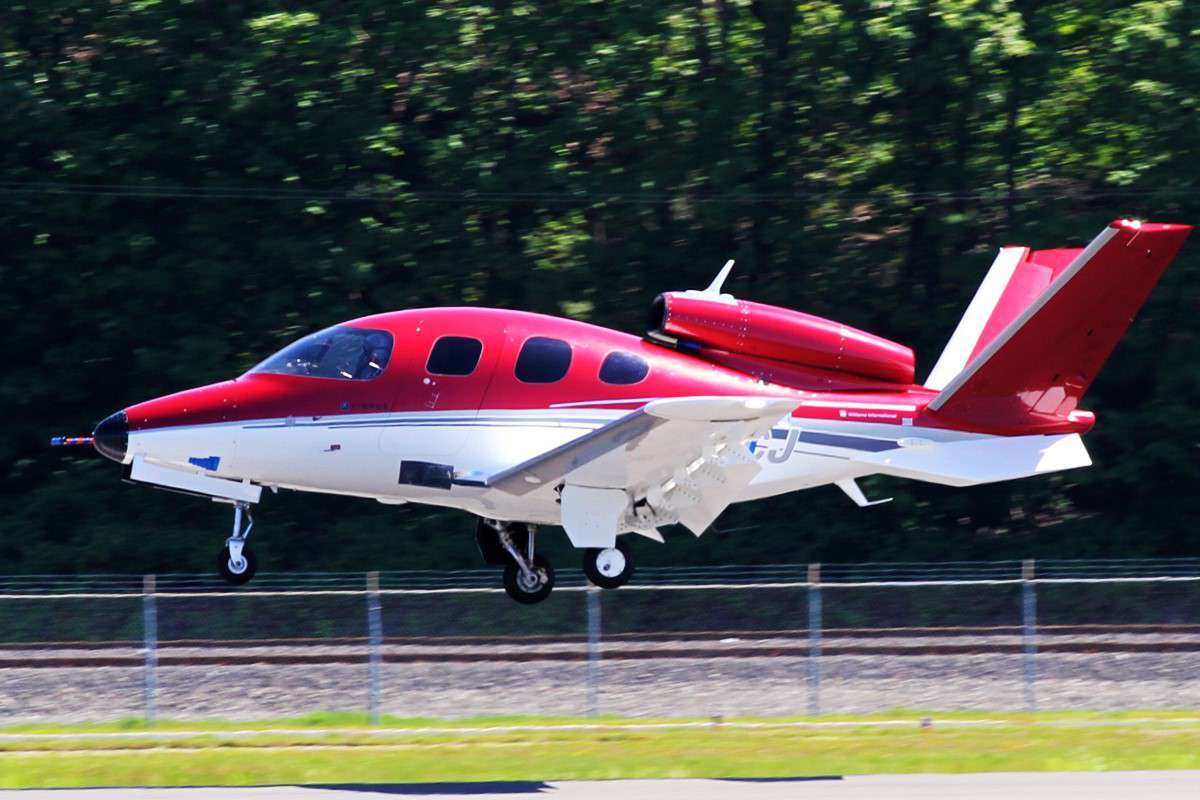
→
(583, 539, 634, 589)
(503, 554, 555, 604)
(218, 543, 257, 586)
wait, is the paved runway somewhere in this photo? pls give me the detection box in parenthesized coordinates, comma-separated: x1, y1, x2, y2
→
(4, 772, 1199, 799)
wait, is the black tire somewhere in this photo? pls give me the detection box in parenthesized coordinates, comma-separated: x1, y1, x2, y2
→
(503, 554, 555, 604)
(583, 539, 634, 590)
(218, 543, 257, 586)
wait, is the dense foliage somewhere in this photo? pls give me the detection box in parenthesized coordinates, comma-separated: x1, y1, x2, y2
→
(2, 1, 1197, 573)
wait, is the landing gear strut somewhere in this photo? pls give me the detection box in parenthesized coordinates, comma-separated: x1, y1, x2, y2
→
(218, 501, 257, 586)
(583, 538, 635, 589)
(477, 518, 555, 604)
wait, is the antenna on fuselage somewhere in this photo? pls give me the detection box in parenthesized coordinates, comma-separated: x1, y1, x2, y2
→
(674, 259, 738, 304)
(702, 259, 735, 295)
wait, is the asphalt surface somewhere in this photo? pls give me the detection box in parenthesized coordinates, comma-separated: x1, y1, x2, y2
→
(3, 773, 1199, 799)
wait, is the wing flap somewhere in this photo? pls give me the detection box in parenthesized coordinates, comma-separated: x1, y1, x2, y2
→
(487, 410, 661, 497)
(483, 396, 797, 545)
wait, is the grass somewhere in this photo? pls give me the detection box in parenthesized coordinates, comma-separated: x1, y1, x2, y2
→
(5, 708, 1200, 735)
(0, 711, 1198, 788)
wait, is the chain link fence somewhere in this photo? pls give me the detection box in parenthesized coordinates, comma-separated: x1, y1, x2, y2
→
(0, 559, 1197, 724)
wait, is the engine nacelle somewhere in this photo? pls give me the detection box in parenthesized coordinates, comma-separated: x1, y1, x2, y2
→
(650, 292, 915, 385)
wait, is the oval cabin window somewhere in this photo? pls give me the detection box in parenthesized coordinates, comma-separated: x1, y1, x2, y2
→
(599, 351, 649, 385)
(515, 337, 572, 383)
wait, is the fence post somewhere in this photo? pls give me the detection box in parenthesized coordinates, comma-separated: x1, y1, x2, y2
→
(586, 586, 602, 717)
(1022, 559, 1037, 713)
(807, 563, 822, 717)
(366, 570, 383, 726)
(142, 574, 157, 725)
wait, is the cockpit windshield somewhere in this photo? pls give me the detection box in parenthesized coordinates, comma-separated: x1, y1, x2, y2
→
(249, 326, 393, 380)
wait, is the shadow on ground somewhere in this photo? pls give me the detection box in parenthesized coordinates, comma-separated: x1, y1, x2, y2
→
(303, 777, 843, 793)
(17, 777, 844, 794)
(281, 784, 550, 795)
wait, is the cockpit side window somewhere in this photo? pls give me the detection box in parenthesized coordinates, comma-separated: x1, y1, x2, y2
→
(250, 326, 393, 380)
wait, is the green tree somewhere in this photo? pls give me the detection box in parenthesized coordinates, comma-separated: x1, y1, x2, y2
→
(1, 1, 1196, 574)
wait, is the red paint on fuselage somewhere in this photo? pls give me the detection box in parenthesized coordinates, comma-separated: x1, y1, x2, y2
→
(125, 307, 932, 432)
(121, 306, 1084, 437)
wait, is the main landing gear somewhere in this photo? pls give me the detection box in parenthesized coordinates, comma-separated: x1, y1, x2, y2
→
(476, 519, 555, 604)
(476, 519, 638, 603)
(218, 501, 258, 586)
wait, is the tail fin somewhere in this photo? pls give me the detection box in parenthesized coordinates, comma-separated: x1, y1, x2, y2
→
(925, 219, 1191, 434)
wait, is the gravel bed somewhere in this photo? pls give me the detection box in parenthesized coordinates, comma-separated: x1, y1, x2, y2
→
(0, 645, 1197, 723)
(2, 632, 1199, 661)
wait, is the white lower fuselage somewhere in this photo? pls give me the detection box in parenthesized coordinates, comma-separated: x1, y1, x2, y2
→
(124, 406, 1088, 529)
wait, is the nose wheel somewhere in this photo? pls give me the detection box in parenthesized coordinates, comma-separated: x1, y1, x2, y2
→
(218, 502, 258, 586)
(218, 542, 257, 584)
(583, 539, 634, 589)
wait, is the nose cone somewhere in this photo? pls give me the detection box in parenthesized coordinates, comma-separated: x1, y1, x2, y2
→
(92, 411, 129, 463)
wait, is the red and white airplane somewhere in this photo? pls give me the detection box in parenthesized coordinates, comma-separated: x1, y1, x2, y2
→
(59, 219, 1190, 602)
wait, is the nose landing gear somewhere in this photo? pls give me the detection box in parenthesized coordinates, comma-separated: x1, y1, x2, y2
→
(218, 501, 258, 585)
(477, 519, 556, 604)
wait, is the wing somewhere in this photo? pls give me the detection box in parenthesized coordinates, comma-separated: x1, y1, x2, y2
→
(485, 396, 797, 547)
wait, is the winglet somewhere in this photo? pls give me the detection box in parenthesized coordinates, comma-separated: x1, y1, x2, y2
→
(835, 478, 892, 507)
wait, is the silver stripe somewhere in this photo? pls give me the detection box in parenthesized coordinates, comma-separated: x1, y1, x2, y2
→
(245, 421, 603, 432)
(549, 397, 662, 408)
(135, 408, 623, 434)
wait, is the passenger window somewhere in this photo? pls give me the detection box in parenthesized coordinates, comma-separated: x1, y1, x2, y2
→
(599, 351, 649, 385)
(427, 336, 483, 376)
(515, 337, 572, 383)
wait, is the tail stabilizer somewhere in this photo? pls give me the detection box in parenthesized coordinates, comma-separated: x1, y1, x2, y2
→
(926, 220, 1191, 434)
(925, 245, 1084, 390)
(852, 433, 1092, 487)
